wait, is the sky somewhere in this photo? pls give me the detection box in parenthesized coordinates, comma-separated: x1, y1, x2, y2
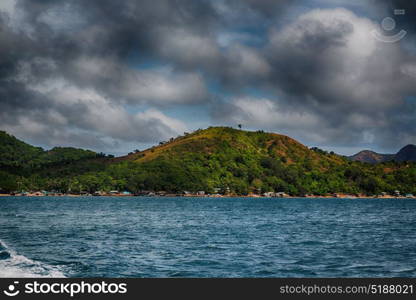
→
(0, 0, 415, 156)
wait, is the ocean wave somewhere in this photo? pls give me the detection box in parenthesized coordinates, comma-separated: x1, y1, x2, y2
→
(0, 239, 66, 278)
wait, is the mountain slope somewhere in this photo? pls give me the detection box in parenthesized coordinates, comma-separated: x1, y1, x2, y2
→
(0, 131, 99, 169)
(0, 131, 44, 168)
(122, 127, 344, 167)
(395, 145, 416, 162)
(106, 127, 360, 194)
(350, 145, 416, 163)
(91, 127, 416, 195)
(349, 150, 394, 164)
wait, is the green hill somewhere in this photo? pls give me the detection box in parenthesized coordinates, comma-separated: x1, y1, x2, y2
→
(104, 127, 415, 196)
(0, 131, 108, 192)
(0, 131, 44, 169)
(110, 127, 348, 194)
(0, 127, 415, 196)
(125, 127, 344, 166)
(0, 131, 100, 169)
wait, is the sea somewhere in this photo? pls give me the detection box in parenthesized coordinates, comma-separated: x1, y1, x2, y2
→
(0, 196, 415, 278)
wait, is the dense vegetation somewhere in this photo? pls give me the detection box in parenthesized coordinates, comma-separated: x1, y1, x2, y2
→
(0, 131, 109, 192)
(0, 127, 415, 196)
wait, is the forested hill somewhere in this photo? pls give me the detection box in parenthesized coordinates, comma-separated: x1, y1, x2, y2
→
(0, 131, 109, 190)
(0, 131, 102, 169)
(120, 126, 345, 166)
(0, 127, 415, 196)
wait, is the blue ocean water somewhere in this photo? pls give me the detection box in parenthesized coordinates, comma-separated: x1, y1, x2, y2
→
(0, 196, 415, 278)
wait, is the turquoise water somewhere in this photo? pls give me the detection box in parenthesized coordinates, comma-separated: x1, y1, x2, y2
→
(0, 196, 415, 277)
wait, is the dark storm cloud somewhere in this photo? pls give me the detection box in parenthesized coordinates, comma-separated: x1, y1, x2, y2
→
(11, 0, 218, 101)
(1, 0, 415, 154)
(242, 0, 293, 17)
(213, 6, 416, 151)
(0, 0, 278, 150)
(265, 8, 416, 149)
(0, 0, 299, 152)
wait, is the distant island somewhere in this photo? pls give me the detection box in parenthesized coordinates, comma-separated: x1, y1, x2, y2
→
(349, 144, 416, 164)
(0, 127, 415, 198)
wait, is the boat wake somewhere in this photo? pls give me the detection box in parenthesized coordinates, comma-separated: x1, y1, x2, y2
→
(0, 239, 66, 278)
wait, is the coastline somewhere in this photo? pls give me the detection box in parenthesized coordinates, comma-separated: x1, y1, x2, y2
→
(0, 193, 414, 199)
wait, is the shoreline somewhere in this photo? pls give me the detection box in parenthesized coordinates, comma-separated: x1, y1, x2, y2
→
(0, 193, 414, 199)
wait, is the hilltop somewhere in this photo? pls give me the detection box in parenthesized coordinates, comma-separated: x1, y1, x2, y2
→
(350, 145, 416, 164)
(120, 127, 344, 166)
(0, 127, 415, 196)
(349, 150, 394, 164)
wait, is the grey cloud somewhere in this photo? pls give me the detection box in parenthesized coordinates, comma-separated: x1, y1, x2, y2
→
(1, 0, 415, 154)
(213, 7, 416, 152)
(0, 0, 225, 150)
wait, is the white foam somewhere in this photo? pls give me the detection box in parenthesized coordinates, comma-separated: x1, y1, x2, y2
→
(0, 239, 66, 278)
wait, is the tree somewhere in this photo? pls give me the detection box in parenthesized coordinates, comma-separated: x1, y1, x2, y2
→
(238, 124, 242, 129)
(0, 171, 18, 192)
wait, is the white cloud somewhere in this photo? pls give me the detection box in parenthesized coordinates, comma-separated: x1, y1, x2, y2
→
(156, 28, 221, 66)
(221, 97, 320, 130)
(122, 68, 208, 105)
(72, 56, 208, 105)
(5, 70, 188, 148)
(135, 109, 187, 136)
